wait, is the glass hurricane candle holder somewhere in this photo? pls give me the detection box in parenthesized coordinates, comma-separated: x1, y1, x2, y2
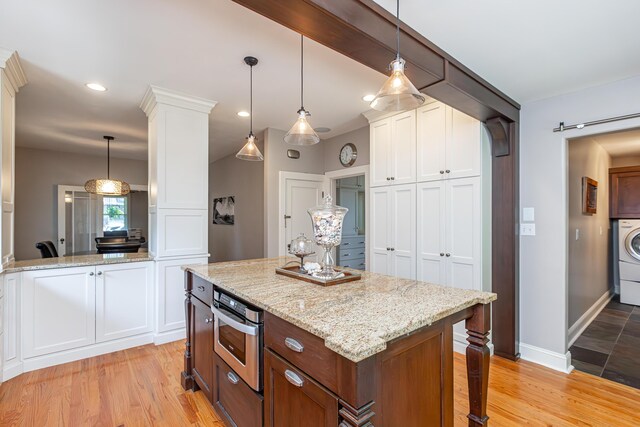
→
(288, 233, 315, 273)
(307, 195, 348, 279)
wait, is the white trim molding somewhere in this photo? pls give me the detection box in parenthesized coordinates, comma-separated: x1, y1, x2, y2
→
(140, 85, 217, 117)
(520, 343, 574, 374)
(568, 290, 614, 348)
(0, 49, 27, 93)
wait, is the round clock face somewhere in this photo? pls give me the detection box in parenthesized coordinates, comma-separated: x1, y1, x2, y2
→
(339, 143, 357, 167)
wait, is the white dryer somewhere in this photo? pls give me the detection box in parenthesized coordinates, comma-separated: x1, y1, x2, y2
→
(618, 219, 640, 305)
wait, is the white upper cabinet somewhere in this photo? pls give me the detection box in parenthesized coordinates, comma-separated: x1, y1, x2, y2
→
(416, 102, 446, 182)
(416, 101, 481, 182)
(370, 111, 416, 187)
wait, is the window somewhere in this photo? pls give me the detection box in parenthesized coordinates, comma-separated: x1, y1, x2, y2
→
(102, 196, 128, 232)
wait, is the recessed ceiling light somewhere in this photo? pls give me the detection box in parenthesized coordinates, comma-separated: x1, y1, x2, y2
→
(86, 83, 107, 92)
(314, 127, 331, 133)
(362, 94, 376, 102)
(237, 111, 250, 117)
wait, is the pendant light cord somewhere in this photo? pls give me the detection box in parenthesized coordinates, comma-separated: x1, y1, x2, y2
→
(250, 62, 253, 135)
(107, 138, 110, 179)
(300, 34, 304, 110)
(396, 0, 400, 61)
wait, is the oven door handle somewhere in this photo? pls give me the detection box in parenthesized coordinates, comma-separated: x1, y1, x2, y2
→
(211, 305, 259, 336)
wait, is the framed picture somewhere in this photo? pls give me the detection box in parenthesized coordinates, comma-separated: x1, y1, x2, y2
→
(213, 196, 235, 225)
(582, 177, 598, 214)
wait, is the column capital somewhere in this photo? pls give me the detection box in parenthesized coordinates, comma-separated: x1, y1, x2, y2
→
(0, 49, 27, 94)
(140, 85, 217, 117)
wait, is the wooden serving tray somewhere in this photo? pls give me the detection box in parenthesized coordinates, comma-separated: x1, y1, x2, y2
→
(275, 265, 361, 287)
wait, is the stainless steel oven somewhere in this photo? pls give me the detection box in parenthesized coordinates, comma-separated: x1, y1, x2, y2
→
(212, 290, 263, 392)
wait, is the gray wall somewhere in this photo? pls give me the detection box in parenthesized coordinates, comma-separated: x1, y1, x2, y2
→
(322, 126, 370, 172)
(208, 139, 264, 263)
(567, 138, 612, 327)
(15, 147, 148, 260)
(520, 74, 640, 358)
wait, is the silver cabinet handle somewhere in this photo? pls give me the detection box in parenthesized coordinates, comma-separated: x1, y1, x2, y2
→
(285, 337, 304, 353)
(211, 305, 258, 336)
(446, 253, 451, 257)
(205, 317, 212, 324)
(343, 253, 351, 257)
(197, 285, 205, 292)
(343, 242, 350, 246)
(89, 272, 95, 276)
(285, 370, 304, 387)
(227, 371, 239, 384)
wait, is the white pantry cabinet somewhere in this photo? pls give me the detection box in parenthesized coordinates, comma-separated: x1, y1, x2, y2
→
(417, 177, 481, 290)
(370, 184, 416, 279)
(96, 262, 153, 343)
(22, 266, 96, 358)
(370, 111, 416, 187)
(22, 262, 154, 359)
(417, 101, 481, 182)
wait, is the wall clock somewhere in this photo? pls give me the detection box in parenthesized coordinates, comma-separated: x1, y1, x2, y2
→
(339, 143, 358, 167)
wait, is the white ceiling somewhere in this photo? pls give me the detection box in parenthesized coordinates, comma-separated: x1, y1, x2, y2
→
(579, 128, 640, 158)
(0, 0, 386, 162)
(373, 0, 640, 103)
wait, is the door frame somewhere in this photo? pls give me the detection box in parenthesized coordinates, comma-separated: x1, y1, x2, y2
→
(325, 165, 370, 270)
(278, 171, 328, 257)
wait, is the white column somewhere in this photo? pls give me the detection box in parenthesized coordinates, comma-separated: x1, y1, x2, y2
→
(140, 86, 216, 342)
(0, 49, 27, 269)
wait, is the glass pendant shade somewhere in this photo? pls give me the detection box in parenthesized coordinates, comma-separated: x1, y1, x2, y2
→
(284, 109, 320, 146)
(236, 133, 263, 161)
(84, 178, 131, 195)
(370, 58, 425, 112)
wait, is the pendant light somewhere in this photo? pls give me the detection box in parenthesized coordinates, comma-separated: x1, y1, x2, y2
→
(236, 56, 264, 161)
(84, 136, 131, 196)
(370, 0, 425, 112)
(284, 35, 320, 146)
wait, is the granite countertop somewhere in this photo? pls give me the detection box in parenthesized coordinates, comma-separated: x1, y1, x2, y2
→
(4, 252, 154, 273)
(183, 257, 496, 363)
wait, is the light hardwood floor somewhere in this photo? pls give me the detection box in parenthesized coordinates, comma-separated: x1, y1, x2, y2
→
(1, 341, 638, 426)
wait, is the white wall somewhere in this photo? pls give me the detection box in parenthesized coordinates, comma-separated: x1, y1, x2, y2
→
(567, 138, 612, 327)
(611, 155, 640, 167)
(209, 137, 264, 263)
(520, 74, 640, 363)
(15, 147, 148, 261)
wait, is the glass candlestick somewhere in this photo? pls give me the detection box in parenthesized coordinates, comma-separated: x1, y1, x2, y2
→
(307, 195, 348, 279)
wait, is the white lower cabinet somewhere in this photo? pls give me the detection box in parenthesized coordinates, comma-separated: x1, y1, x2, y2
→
(370, 184, 416, 279)
(21, 262, 154, 359)
(22, 266, 96, 358)
(96, 263, 153, 343)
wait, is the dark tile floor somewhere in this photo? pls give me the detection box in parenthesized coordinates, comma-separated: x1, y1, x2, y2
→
(570, 296, 640, 389)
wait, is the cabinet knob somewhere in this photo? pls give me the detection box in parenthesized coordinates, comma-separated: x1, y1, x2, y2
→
(89, 272, 95, 276)
(445, 169, 451, 173)
(285, 337, 304, 353)
(386, 247, 390, 251)
(440, 253, 445, 257)
(97, 271, 103, 276)
(446, 253, 451, 257)
(197, 286, 205, 292)
(440, 170, 445, 174)
(386, 177, 391, 181)
(284, 370, 304, 388)
(227, 371, 239, 384)
(390, 248, 395, 251)
(205, 317, 212, 324)
(390, 177, 395, 180)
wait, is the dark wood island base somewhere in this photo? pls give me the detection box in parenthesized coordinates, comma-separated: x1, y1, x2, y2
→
(181, 271, 491, 427)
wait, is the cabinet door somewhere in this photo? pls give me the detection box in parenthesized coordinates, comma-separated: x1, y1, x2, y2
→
(446, 107, 481, 179)
(22, 267, 95, 358)
(214, 354, 263, 427)
(370, 187, 391, 275)
(339, 188, 359, 237)
(370, 118, 392, 187)
(192, 297, 214, 402)
(390, 110, 417, 185)
(417, 182, 446, 284)
(445, 177, 481, 291)
(417, 101, 446, 182)
(96, 262, 153, 343)
(390, 184, 416, 280)
(264, 349, 338, 427)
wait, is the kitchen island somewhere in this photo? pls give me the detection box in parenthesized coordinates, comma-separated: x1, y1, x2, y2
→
(182, 257, 496, 426)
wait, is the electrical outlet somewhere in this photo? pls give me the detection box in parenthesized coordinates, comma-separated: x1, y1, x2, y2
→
(521, 223, 536, 236)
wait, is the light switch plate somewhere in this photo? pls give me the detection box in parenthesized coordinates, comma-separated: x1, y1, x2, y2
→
(521, 223, 536, 236)
(523, 207, 535, 222)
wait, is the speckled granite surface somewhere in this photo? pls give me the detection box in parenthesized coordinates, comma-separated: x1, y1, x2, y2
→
(183, 257, 496, 363)
(4, 253, 153, 273)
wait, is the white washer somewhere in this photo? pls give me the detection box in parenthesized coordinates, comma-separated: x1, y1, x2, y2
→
(618, 219, 640, 305)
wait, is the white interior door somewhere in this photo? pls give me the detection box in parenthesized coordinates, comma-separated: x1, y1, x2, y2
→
(370, 187, 391, 275)
(390, 111, 416, 185)
(390, 184, 416, 279)
(417, 181, 446, 284)
(417, 101, 446, 182)
(282, 174, 326, 257)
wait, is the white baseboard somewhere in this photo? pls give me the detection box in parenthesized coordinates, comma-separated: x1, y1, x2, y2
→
(17, 334, 154, 376)
(154, 328, 186, 345)
(520, 343, 573, 374)
(568, 290, 614, 348)
(2, 359, 23, 382)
